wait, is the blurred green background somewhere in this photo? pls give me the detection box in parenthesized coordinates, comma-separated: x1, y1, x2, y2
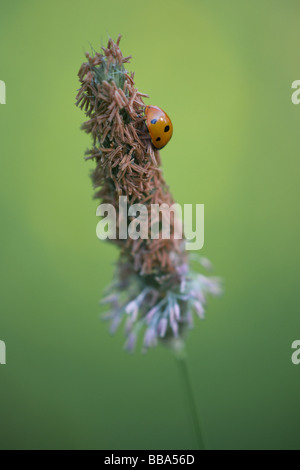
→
(0, 0, 299, 450)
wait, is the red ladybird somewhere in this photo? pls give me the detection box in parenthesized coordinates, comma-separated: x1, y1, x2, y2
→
(145, 106, 173, 149)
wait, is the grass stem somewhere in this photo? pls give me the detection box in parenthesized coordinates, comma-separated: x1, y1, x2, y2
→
(175, 355, 205, 450)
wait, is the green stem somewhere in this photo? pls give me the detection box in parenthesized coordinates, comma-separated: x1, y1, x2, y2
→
(175, 355, 206, 450)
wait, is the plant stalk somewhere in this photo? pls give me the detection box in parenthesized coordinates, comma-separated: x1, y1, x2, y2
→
(175, 355, 205, 450)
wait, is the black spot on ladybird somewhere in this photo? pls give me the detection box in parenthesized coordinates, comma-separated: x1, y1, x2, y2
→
(164, 125, 170, 132)
(151, 119, 157, 124)
(156, 137, 161, 142)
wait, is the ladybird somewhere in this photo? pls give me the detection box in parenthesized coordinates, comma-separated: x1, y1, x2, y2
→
(145, 105, 173, 149)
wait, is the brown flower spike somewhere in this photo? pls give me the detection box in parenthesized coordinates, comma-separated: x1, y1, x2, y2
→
(76, 35, 221, 351)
